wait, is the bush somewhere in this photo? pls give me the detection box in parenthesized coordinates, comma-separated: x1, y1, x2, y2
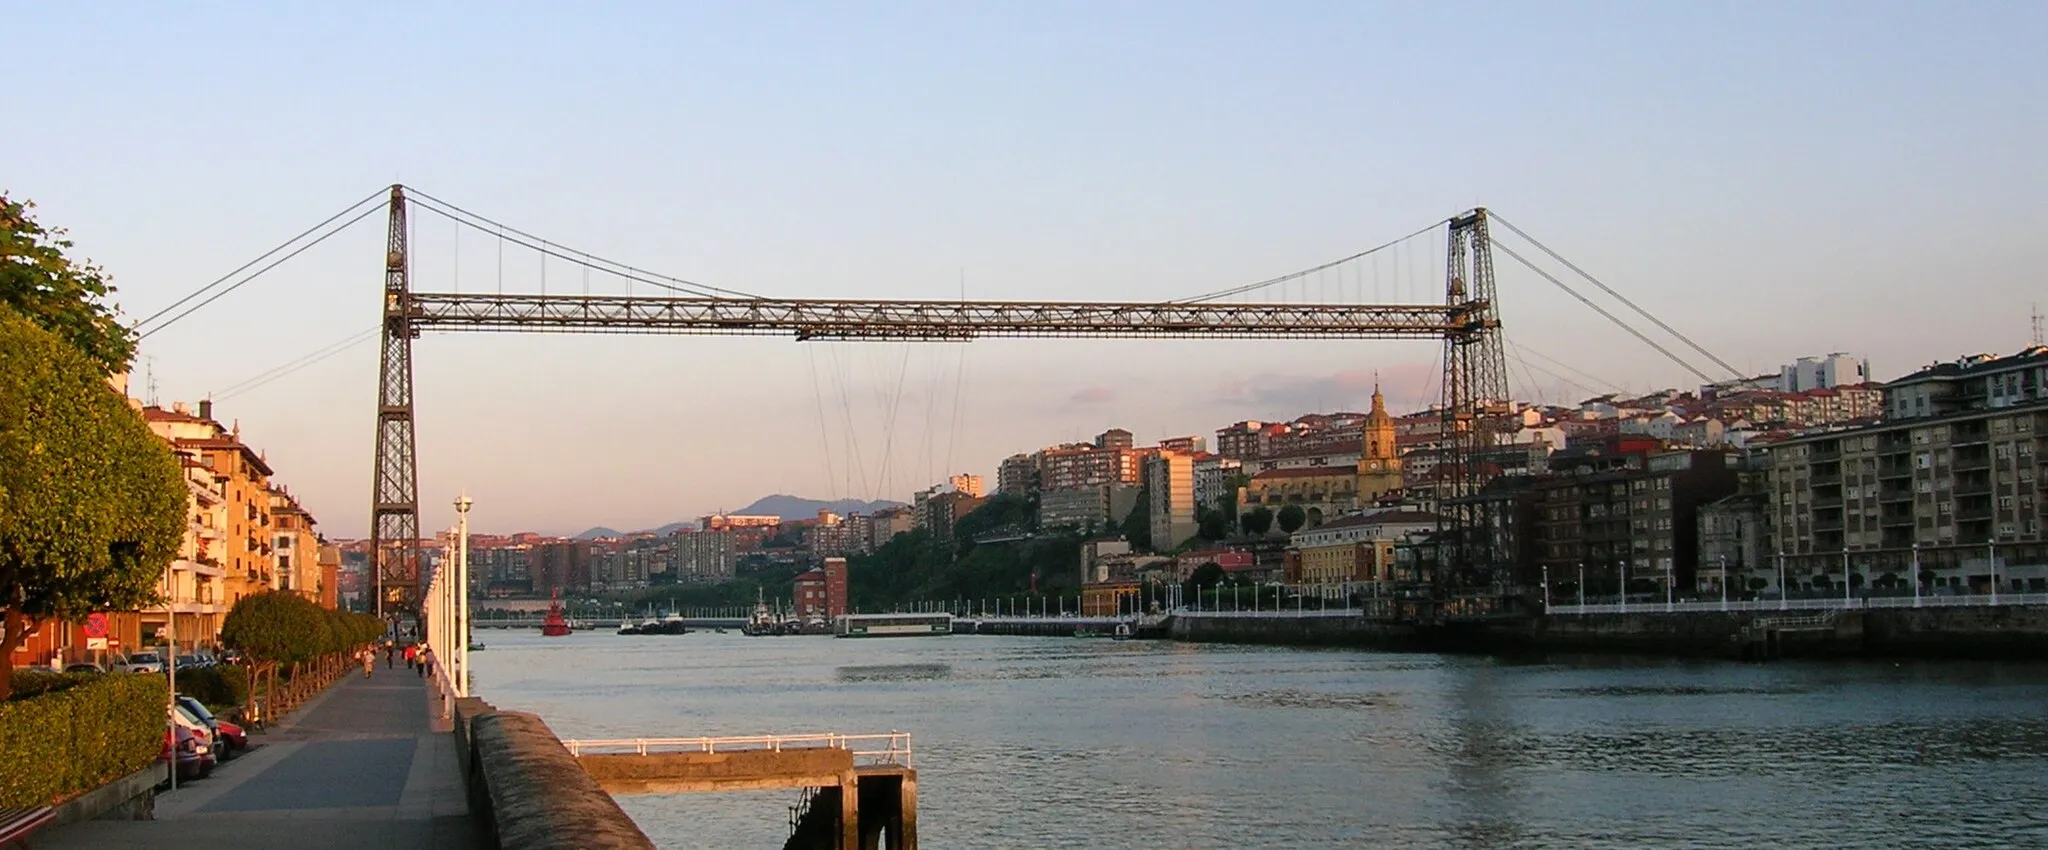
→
(176, 665, 250, 714)
(0, 672, 165, 807)
(4, 670, 96, 700)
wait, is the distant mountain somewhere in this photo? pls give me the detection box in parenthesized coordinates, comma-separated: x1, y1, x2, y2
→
(572, 526, 622, 540)
(734, 495, 906, 520)
(641, 521, 693, 536)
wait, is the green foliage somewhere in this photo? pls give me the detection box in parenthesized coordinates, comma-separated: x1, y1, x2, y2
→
(0, 672, 165, 807)
(1119, 486, 1152, 551)
(222, 591, 383, 665)
(844, 528, 1082, 611)
(1187, 562, 1226, 590)
(1748, 578, 1770, 592)
(5, 670, 96, 700)
(1241, 506, 1275, 536)
(951, 492, 1034, 543)
(0, 306, 186, 698)
(1277, 504, 1307, 534)
(1197, 512, 1228, 541)
(0, 196, 136, 375)
(176, 664, 250, 713)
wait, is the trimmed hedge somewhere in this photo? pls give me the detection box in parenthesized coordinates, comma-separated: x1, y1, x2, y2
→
(0, 672, 166, 807)
(176, 665, 250, 714)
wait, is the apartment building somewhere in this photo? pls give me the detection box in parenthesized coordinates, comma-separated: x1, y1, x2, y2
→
(1145, 450, 1198, 550)
(997, 453, 1041, 495)
(1528, 448, 1739, 597)
(1765, 347, 2048, 593)
(269, 487, 321, 599)
(674, 529, 738, 582)
(1038, 483, 1140, 532)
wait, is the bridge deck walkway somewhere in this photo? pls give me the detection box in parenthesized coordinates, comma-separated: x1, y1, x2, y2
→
(38, 666, 481, 849)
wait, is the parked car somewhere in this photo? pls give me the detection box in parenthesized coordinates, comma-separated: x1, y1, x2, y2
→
(160, 723, 213, 782)
(170, 702, 218, 764)
(122, 652, 166, 674)
(173, 696, 243, 759)
(173, 653, 212, 671)
(63, 663, 105, 674)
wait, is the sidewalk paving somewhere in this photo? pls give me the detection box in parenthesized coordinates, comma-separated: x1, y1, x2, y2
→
(39, 666, 481, 850)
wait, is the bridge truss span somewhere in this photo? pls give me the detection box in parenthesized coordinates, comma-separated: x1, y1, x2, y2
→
(405, 292, 1487, 341)
(367, 184, 1512, 613)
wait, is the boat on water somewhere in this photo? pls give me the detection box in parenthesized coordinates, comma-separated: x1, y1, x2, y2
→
(834, 613, 954, 638)
(1112, 622, 1133, 641)
(540, 590, 573, 637)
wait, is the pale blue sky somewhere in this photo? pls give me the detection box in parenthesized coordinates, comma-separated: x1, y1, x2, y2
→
(7, 2, 2043, 536)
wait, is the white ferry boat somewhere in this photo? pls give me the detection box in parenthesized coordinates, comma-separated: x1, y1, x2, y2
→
(833, 613, 954, 638)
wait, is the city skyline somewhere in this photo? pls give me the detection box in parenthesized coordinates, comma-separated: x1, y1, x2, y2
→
(7, 2, 2042, 537)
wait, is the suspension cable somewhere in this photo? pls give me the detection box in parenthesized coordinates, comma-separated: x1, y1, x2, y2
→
(403, 188, 764, 300)
(1491, 212, 1744, 380)
(214, 326, 380, 401)
(1491, 239, 1719, 385)
(1173, 219, 1448, 304)
(138, 202, 384, 339)
(133, 188, 386, 332)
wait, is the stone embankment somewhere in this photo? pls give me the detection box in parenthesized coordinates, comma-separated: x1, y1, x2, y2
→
(1169, 605, 2048, 660)
(453, 696, 655, 850)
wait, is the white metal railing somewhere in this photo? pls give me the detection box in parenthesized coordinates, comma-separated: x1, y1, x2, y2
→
(1548, 593, 2048, 616)
(561, 732, 912, 767)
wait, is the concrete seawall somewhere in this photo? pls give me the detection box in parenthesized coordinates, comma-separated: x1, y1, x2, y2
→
(453, 698, 655, 850)
(1170, 605, 2048, 660)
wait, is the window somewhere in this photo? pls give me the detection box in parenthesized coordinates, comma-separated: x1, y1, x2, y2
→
(1999, 497, 2014, 510)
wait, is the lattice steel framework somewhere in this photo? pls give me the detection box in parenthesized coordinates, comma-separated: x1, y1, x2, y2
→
(369, 189, 1511, 610)
(1437, 209, 1511, 589)
(370, 186, 421, 615)
(403, 294, 1485, 340)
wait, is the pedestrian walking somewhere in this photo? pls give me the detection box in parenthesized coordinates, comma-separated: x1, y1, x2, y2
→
(360, 647, 374, 679)
(385, 642, 395, 669)
(416, 644, 431, 679)
(403, 643, 418, 670)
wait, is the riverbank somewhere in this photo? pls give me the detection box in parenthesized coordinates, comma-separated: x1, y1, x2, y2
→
(1168, 604, 2048, 660)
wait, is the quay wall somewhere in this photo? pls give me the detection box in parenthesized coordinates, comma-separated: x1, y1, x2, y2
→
(453, 698, 655, 850)
(1169, 606, 2048, 660)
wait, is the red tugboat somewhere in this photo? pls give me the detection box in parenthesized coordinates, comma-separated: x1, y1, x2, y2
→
(540, 588, 573, 637)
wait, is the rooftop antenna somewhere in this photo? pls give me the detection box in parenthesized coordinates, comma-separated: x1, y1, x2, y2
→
(2033, 303, 2044, 346)
(144, 356, 159, 406)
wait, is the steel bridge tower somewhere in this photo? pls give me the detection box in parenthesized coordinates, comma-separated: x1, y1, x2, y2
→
(1437, 209, 1510, 590)
(370, 186, 421, 614)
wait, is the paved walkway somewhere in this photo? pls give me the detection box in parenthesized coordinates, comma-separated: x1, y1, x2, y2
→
(41, 666, 481, 849)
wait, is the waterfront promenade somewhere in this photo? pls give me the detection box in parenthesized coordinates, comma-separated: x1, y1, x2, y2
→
(39, 670, 480, 849)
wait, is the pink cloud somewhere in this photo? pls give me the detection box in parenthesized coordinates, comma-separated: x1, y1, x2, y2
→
(1067, 386, 1117, 405)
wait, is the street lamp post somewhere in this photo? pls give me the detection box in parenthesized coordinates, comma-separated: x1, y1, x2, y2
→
(1541, 565, 1550, 611)
(1777, 548, 1788, 612)
(455, 493, 472, 698)
(1719, 555, 1728, 611)
(1842, 549, 1852, 608)
(1989, 539, 1999, 605)
(1911, 542, 1921, 609)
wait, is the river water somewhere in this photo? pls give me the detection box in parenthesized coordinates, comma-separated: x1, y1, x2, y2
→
(470, 630, 2048, 849)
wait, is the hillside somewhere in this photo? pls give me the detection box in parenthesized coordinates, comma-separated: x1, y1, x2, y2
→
(733, 494, 905, 520)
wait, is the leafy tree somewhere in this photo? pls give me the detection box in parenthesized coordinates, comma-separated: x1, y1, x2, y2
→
(1188, 562, 1226, 589)
(1197, 512, 1228, 541)
(1747, 578, 1770, 593)
(1241, 506, 1274, 536)
(1277, 504, 1307, 534)
(1118, 486, 1152, 551)
(0, 308, 184, 698)
(0, 196, 135, 375)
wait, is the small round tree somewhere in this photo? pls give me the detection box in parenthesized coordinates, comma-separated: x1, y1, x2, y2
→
(1277, 504, 1307, 534)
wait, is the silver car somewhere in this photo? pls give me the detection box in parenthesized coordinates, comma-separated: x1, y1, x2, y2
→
(121, 652, 166, 674)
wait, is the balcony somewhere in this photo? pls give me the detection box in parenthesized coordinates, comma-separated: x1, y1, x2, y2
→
(1953, 454, 1990, 472)
(1952, 479, 1992, 497)
(1813, 515, 1844, 532)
